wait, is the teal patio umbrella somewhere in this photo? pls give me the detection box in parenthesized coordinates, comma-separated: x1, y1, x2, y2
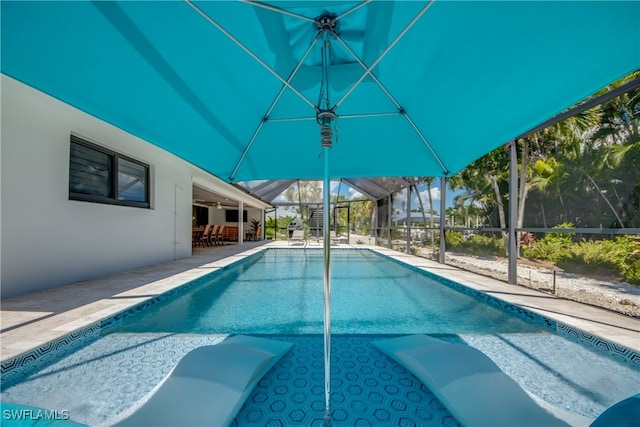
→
(3, 0, 639, 416)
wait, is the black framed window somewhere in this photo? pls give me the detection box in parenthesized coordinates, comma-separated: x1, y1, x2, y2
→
(69, 135, 150, 208)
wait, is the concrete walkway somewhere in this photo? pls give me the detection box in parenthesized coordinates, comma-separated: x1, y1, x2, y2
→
(1, 241, 638, 363)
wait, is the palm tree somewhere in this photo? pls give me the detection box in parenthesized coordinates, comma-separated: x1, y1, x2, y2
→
(529, 157, 567, 227)
(586, 70, 640, 227)
(350, 199, 376, 236)
(518, 102, 602, 228)
(423, 177, 436, 232)
(283, 180, 323, 231)
(448, 152, 510, 254)
(403, 177, 432, 244)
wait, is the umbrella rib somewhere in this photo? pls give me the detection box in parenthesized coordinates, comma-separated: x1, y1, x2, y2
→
(229, 32, 322, 181)
(333, 32, 401, 110)
(185, 0, 317, 112)
(336, 0, 372, 22)
(403, 113, 450, 176)
(332, 0, 435, 112)
(332, 30, 450, 175)
(242, 0, 316, 23)
(338, 112, 400, 120)
(267, 116, 317, 123)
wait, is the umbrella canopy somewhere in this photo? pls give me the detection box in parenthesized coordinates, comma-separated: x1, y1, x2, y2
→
(3, 1, 639, 183)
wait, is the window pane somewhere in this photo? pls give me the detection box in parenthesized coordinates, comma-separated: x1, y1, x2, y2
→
(118, 158, 147, 202)
(69, 141, 112, 197)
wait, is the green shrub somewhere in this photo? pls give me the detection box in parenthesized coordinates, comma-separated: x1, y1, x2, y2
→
(623, 259, 640, 284)
(445, 232, 503, 256)
(619, 235, 640, 285)
(555, 239, 623, 276)
(463, 234, 504, 256)
(523, 223, 575, 262)
(523, 239, 566, 262)
(543, 222, 576, 245)
(391, 229, 404, 239)
(548, 235, 640, 284)
(445, 231, 464, 248)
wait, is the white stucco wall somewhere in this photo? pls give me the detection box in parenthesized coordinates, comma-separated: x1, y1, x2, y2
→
(1, 76, 200, 298)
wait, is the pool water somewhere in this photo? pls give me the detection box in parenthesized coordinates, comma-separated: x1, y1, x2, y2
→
(111, 249, 545, 335)
(2, 249, 639, 425)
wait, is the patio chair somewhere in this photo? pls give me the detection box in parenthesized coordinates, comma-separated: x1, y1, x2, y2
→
(288, 229, 305, 245)
(208, 224, 220, 246)
(255, 225, 262, 240)
(330, 230, 342, 245)
(198, 224, 213, 247)
(372, 334, 587, 427)
(216, 224, 226, 245)
(192, 228, 204, 247)
(114, 335, 293, 427)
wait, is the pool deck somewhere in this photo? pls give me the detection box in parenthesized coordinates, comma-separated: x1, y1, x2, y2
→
(1, 240, 639, 363)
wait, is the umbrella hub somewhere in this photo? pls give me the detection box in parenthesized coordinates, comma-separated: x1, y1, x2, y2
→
(316, 16, 336, 150)
(316, 15, 337, 33)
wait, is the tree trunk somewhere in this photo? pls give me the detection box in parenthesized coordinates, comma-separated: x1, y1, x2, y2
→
(488, 172, 509, 255)
(557, 186, 566, 223)
(370, 203, 376, 237)
(516, 138, 532, 258)
(517, 139, 528, 229)
(414, 185, 430, 244)
(586, 174, 626, 227)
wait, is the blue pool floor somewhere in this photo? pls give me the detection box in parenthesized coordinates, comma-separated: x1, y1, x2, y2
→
(232, 335, 459, 427)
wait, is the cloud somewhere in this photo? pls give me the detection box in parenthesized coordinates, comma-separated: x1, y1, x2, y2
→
(271, 193, 292, 204)
(347, 187, 364, 199)
(393, 186, 442, 212)
(418, 187, 440, 203)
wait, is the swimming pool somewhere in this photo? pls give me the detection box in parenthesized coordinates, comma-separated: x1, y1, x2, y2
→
(110, 249, 546, 335)
(2, 248, 639, 425)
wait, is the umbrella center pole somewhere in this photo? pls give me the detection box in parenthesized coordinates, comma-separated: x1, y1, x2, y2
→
(316, 21, 335, 422)
(322, 144, 332, 422)
(318, 110, 334, 422)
